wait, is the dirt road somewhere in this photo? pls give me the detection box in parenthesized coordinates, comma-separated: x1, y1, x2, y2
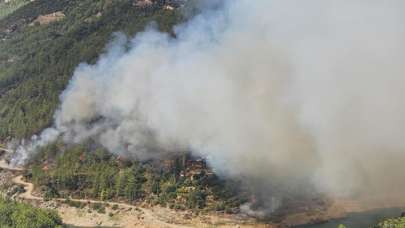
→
(11, 174, 187, 227)
(0, 160, 261, 227)
(12, 175, 41, 200)
(10, 173, 261, 227)
(0, 160, 188, 227)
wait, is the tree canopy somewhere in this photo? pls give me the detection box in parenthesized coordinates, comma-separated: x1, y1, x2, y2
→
(0, 0, 182, 139)
(0, 197, 63, 228)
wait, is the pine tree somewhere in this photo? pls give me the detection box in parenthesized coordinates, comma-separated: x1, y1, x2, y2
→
(115, 171, 126, 198)
(125, 171, 137, 201)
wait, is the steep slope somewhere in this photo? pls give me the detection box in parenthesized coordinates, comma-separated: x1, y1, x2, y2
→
(0, 0, 30, 20)
(0, 0, 182, 139)
(1, 0, 250, 218)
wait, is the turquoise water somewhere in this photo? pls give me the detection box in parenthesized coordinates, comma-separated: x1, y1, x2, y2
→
(298, 208, 405, 228)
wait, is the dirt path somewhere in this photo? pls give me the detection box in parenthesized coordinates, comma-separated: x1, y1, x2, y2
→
(11, 174, 187, 227)
(4, 159, 405, 227)
(0, 160, 188, 227)
(10, 173, 261, 227)
(12, 175, 41, 200)
(0, 160, 262, 227)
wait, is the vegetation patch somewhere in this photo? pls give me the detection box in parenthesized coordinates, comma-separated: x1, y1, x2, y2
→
(374, 217, 405, 228)
(0, 0, 183, 139)
(90, 202, 106, 214)
(0, 196, 63, 227)
(27, 141, 248, 213)
(64, 199, 86, 209)
(0, 0, 29, 20)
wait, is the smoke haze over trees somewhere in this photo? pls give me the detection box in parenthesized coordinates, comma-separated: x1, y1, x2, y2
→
(0, 0, 182, 139)
(5, 0, 405, 214)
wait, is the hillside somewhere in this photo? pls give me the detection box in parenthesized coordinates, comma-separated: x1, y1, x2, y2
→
(0, 0, 256, 226)
(25, 140, 247, 213)
(0, 0, 30, 20)
(4, 1, 405, 228)
(0, 0, 182, 139)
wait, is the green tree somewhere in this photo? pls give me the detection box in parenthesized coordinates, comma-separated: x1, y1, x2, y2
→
(151, 176, 161, 195)
(115, 171, 126, 198)
(124, 164, 146, 201)
(187, 188, 207, 209)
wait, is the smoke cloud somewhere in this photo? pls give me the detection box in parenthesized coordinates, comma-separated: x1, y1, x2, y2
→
(10, 0, 405, 211)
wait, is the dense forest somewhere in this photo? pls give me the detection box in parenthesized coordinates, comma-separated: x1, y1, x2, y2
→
(1, 0, 248, 218)
(0, 197, 63, 228)
(0, 0, 182, 139)
(27, 140, 248, 212)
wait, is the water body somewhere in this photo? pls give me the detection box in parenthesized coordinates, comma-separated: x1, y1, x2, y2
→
(298, 208, 405, 228)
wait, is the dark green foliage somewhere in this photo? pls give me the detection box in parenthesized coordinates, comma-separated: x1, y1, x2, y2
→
(0, 0, 29, 20)
(0, 0, 183, 139)
(30, 141, 247, 212)
(64, 199, 85, 209)
(124, 164, 147, 201)
(43, 182, 60, 200)
(2, 0, 247, 215)
(0, 0, 70, 31)
(186, 188, 207, 209)
(0, 197, 63, 228)
(150, 176, 161, 195)
(90, 203, 106, 214)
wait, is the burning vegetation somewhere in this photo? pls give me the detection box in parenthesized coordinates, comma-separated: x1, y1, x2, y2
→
(2, 0, 405, 224)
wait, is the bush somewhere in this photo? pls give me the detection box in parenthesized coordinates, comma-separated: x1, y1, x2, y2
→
(186, 189, 207, 209)
(43, 185, 60, 200)
(0, 197, 63, 228)
(214, 201, 225, 211)
(174, 204, 184, 210)
(91, 203, 106, 214)
(65, 199, 85, 208)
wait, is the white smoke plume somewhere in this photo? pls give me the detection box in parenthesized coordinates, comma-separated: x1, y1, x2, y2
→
(9, 0, 405, 210)
(8, 128, 59, 166)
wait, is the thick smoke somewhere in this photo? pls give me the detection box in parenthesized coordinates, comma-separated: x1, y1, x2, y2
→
(9, 0, 405, 211)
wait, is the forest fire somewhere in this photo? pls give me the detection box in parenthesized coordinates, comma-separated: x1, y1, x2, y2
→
(5, 0, 405, 220)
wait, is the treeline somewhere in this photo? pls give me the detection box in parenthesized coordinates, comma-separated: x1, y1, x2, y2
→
(0, 197, 63, 228)
(28, 141, 248, 212)
(0, 0, 182, 139)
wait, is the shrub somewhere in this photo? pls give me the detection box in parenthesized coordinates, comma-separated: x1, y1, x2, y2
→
(65, 199, 85, 209)
(0, 197, 63, 228)
(91, 203, 106, 214)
